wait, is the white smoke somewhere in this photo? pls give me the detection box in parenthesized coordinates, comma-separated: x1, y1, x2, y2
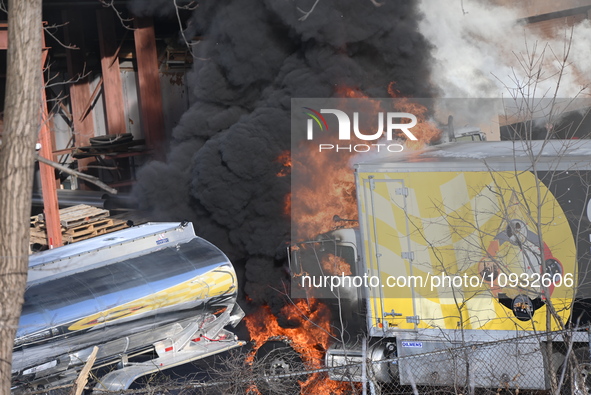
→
(419, 0, 591, 100)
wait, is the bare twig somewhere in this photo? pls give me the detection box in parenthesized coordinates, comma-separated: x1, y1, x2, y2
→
(460, 0, 468, 15)
(297, 0, 321, 21)
(44, 22, 79, 50)
(369, 0, 384, 7)
(43, 59, 92, 90)
(99, 0, 135, 30)
(173, 0, 199, 57)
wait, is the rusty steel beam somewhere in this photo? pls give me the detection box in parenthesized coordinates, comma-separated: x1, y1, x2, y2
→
(96, 8, 126, 136)
(63, 10, 95, 173)
(0, 23, 7, 49)
(39, 43, 62, 248)
(134, 17, 165, 158)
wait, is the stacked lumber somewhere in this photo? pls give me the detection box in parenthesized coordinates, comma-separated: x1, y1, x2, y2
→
(30, 204, 129, 247)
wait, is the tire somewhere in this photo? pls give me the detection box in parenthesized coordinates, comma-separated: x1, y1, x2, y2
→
(560, 347, 591, 395)
(254, 341, 307, 395)
(89, 133, 133, 146)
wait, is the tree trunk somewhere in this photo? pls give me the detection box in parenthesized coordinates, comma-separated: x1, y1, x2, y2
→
(0, 0, 42, 393)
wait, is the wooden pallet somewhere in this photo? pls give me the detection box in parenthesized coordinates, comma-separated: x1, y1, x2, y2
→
(58, 205, 110, 228)
(34, 205, 110, 230)
(62, 219, 129, 243)
(30, 230, 50, 246)
(63, 218, 114, 237)
(31, 218, 129, 245)
(30, 214, 42, 228)
(30, 202, 130, 247)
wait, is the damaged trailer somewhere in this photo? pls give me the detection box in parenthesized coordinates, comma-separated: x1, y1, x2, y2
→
(12, 222, 246, 392)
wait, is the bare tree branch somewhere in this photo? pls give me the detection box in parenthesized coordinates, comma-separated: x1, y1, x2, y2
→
(173, 0, 199, 57)
(99, 0, 135, 30)
(297, 0, 321, 21)
(44, 22, 79, 50)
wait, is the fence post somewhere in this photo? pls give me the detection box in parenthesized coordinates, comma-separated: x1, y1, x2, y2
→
(362, 336, 368, 395)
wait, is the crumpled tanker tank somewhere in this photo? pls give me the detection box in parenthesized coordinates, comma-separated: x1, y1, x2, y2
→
(12, 222, 245, 391)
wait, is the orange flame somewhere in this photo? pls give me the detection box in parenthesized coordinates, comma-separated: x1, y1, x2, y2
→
(321, 253, 353, 276)
(245, 299, 355, 394)
(256, 86, 441, 394)
(275, 150, 292, 177)
(335, 86, 367, 98)
(284, 192, 291, 217)
(291, 147, 357, 241)
(290, 92, 440, 240)
(394, 97, 441, 148)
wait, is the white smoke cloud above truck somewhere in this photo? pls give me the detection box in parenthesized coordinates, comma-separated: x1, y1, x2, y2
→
(419, 0, 591, 99)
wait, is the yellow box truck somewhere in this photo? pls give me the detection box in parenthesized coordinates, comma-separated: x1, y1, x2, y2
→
(291, 140, 591, 390)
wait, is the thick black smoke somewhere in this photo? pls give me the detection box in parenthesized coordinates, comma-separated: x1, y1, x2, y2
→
(132, 0, 435, 314)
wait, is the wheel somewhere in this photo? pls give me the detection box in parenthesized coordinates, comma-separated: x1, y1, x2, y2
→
(560, 347, 591, 394)
(254, 341, 307, 395)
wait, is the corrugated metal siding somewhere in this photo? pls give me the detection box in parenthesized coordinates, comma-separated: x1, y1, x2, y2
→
(91, 74, 108, 138)
(528, 13, 588, 37)
(491, 0, 591, 19)
(160, 71, 190, 137)
(121, 70, 141, 139)
(52, 67, 189, 151)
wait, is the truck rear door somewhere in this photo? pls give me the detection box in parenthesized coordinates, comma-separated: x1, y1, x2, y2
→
(358, 175, 418, 334)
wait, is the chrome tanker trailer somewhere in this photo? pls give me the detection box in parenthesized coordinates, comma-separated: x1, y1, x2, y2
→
(12, 222, 245, 392)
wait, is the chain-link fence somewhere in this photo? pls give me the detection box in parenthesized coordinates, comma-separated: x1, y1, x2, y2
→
(181, 327, 591, 395)
(16, 327, 591, 395)
(183, 328, 591, 395)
